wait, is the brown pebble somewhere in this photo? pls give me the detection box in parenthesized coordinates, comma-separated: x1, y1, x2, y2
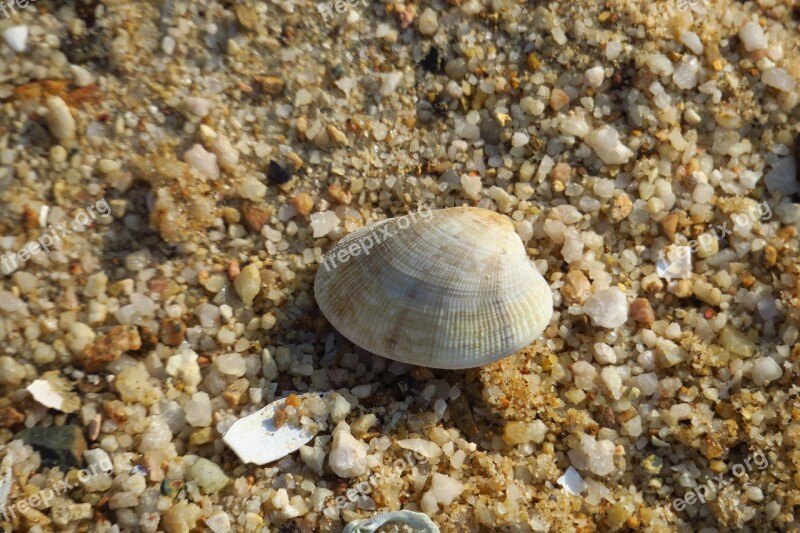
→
(292, 192, 314, 215)
(550, 162, 571, 192)
(228, 260, 241, 281)
(234, 5, 259, 30)
(241, 203, 271, 232)
(659, 213, 680, 242)
(327, 183, 352, 205)
(0, 406, 24, 428)
(260, 76, 285, 95)
(159, 318, 186, 347)
(326, 124, 348, 145)
(763, 245, 778, 267)
(630, 298, 655, 323)
(609, 193, 633, 222)
(78, 325, 142, 372)
(87, 414, 102, 441)
(549, 88, 570, 111)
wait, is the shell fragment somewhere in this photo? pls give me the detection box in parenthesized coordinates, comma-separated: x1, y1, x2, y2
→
(343, 510, 440, 533)
(223, 392, 327, 465)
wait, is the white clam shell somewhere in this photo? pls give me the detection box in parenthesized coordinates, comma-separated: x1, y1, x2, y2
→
(314, 206, 553, 369)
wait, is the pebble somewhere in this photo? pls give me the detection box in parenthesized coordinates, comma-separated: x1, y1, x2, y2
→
(629, 298, 655, 324)
(310, 211, 340, 237)
(0, 356, 26, 386)
(583, 287, 629, 328)
(292, 192, 314, 216)
(185, 392, 212, 427)
(418, 8, 438, 35)
(739, 21, 767, 51)
(585, 126, 633, 165)
(234, 263, 261, 305)
(428, 473, 464, 505)
(183, 97, 213, 118)
(165, 348, 203, 393)
(210, 135, 239, 171)
(188, 458, 230, 494)
(328, 423, 368, 478)
(762, 68, 796, 92)
(593, 343, 617, 365)
(239, 175, 267, 201)
(15, 425, 87, 469)
(184, 144, 220, 180)
(46, 96, 76, 140)
(2, 25, 28, 53)
(751, 357, 782, 386)
(584, 66, 604, 88)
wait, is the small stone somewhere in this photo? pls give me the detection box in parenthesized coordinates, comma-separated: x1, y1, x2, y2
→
(428, 473, 464, 505)
(188, 458, 229, 494)
(210, 135, 239, 171)
(630, 298, 655, 324)
(418, 8, 439, 35)
(241, 203, 271, 232)
(549, 88, 570, 111)
(46, 96, 76, 140)
(0, 356, 26, 386)
(526, 52, 541, 72)
(584, 66, 605, 88)
(763, 68, 796, 92)
(184, 144, 220, 180)
(659, 213, 680, 242)
(586, 125, 634, 165)
(267, 160, 292, 184)
(15, 425, 87, 469)
(739, 21, 767, 52)
(0, 407, 24, 428)
(216, 353, 246, 377)
(239, 176, 267, 201)
(78, 325, 141, 372)
(185, 392, 213, 427)
(593, 343, 617, 365)
(326, 125, 348, 145)
(310, 211, 340, 238)
(234, 263, 261, 305)
(166, 348, 203, 393)
(116, 364, 160, 406)
(2, 25, 28, 53)
(583, 287, 629, 328)
(609, 193, 633, 222)
(328, 423, 368, 478)
(234, 5, 259, 30)
(260, 76, 285, 95)
(751, 357, 782, 386)
(51, 503, 93, 528)
(292, 192, 314, 216)
(162, 501, 202, 533)
(183, 97, 212, 118)
(398, 438, 442, 458)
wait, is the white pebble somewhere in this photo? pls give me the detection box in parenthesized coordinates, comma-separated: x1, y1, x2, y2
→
(680, 32, 703, 54)
(46, 97, 76, 140)
(739, 21, 768, 52)
(762, 68, 796, 92)
(184, 144, 220, 180)
(584, 66, 605, 88)
(583, 287, 629, 328)
(418, 8, 439, 35)
(328, 423, 368, 478)
(751, 357, 782, 386)
(2, 26, 28, 53)
(585, 126, 633, 165)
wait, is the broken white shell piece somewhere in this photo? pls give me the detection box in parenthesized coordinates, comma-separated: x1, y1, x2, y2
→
(557, 466, 587, 496)
(223, 392, 327, 465)
(27, 379, 65, 411)
(343, 510, 440, 533)
(656, 245, 692, 280)
(0, 453, 14, 510)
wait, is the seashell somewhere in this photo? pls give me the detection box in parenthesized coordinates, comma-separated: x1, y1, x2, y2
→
(314, 206, 553, 369)
(222, 392, 328, 465)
